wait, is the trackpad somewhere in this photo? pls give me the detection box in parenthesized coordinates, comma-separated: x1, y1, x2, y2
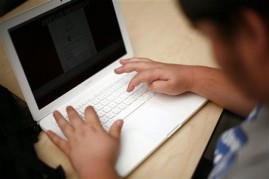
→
(126, 98, 178, 141)
(116, 93, 206, 176)
(116, 128, 159, 176)
(124, 93, 206, 140)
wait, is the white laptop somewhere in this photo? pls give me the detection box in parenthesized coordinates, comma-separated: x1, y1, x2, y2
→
(0, 0, 207, 177)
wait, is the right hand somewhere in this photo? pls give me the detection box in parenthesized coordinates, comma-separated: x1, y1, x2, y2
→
(46, 106, 122, 179)
(114, 57, 194, 96)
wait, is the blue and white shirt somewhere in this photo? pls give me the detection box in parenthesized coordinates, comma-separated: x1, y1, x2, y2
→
(209, 105, 269, 179)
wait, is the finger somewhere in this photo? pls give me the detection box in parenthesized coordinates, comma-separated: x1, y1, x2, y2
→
(84, 106, 102, 128)
(114, 61, 154, 74)
(148, 80, 170, 94)
(66, 106, 84, 128)
(46, 130, 69, 155)
(109, 120, 124, 139)
(120, 57, 151, 64)
(127, 69, 160, 92)
(119, 58, 132, 64)
(53, 111, 74, 139)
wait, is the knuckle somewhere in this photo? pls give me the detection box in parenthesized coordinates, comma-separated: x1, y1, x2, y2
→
(154, 65, 162, 71)
(125, 63, 136, 70)
(131, 77, 140, 85)
(57, 118, 65, 126)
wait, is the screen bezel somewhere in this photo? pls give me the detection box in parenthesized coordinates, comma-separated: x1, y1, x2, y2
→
(0, 0, 133, 121)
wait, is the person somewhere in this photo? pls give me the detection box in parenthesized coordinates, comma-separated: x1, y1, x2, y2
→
(46, 0, 269, 178)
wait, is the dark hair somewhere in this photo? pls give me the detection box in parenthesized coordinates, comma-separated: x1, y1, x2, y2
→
(178, 0, 269, 36)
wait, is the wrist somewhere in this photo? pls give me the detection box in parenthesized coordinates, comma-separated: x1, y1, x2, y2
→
(187, 65, 202, 93)
(78, 162, 119, 179)
(188, 66, 214, 95)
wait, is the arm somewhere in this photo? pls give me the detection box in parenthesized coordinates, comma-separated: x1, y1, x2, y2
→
(189, 66, 255, 117)
(115, 57, 255, 117)
(46, 106, 122, 179)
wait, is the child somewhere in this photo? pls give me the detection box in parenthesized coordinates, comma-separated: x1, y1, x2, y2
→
(47, 0, 269, 178)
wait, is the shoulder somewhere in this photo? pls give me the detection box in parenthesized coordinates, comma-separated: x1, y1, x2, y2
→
(225, 105, 269, 178)
(210, 105, 269, 179)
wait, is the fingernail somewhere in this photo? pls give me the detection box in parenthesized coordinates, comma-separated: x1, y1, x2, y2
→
(66, 106, 72, 110)
(127, 85, 132, 92)
(53, 110, 60, 117)
(116, 120, 124, 127)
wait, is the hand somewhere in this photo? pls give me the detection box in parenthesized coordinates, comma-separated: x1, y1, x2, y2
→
(46, 106, 123, 179)
(115, 57, 194, 95)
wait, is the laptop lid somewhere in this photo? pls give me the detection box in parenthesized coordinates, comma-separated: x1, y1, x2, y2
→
(0, 0, 133, 121)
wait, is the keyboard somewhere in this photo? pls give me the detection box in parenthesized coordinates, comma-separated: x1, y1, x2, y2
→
(56, 74, 156, 131)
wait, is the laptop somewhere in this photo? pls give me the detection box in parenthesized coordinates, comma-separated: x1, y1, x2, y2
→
(0, 0, 207, 177)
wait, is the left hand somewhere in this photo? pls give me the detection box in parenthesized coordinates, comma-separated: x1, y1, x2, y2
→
(115, 57, 194, 95)
(46, 106, 123, 179)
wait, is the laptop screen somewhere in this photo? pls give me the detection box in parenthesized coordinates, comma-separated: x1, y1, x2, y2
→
(8, 0, 127, 109)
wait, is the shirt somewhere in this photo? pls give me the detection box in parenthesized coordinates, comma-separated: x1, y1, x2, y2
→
(209, 105, 269, 179)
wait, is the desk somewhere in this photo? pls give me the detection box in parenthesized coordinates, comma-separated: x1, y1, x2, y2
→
(0, 0, 223, 178)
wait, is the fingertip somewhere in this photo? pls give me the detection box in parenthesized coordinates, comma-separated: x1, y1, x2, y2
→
(114, 68, 119, 73)
(116, 119, 124, 128)
(120, 58, 127, 62)
(53, 110, 59, 116)
(66, 105, 72, 110)
(127, 85, 134, 92)
(85, 105, 94, 112)
(53, 111, 61, 121)
(85, 105, 93, 115)
(119, 59, 125, 64)
(46, 130, 52, 136)
(84, 106, 100, 125)
(114, 67, 122, 74)
(110, 120, 124, 138)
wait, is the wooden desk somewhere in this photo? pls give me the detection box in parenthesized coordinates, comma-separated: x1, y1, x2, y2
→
(0, 0, 222, 178)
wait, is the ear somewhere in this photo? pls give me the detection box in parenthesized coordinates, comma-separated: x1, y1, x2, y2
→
(239, 10, 269, 65)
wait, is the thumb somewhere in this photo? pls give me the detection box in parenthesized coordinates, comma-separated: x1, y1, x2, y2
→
(109, 120, 124, 139)
(149, 81, 169, 94)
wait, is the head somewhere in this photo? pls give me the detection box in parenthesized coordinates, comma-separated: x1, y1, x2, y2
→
(178, 0, 269, 103)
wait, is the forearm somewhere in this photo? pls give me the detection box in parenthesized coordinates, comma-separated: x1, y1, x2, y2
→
(189, 66, 255, 117)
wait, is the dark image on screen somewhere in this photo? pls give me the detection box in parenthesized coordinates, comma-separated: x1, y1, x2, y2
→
(9, 0, 127, 109)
